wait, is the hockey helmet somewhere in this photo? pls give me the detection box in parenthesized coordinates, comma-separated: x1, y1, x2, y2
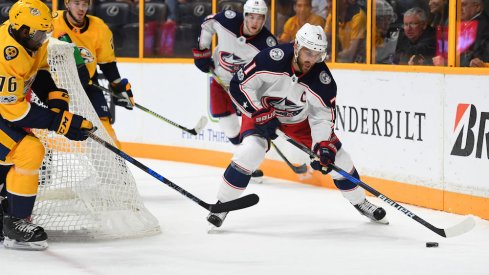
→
(295, 23, 327, 62)
(9, 0, 53, 43)
(243, 0, 268, 17)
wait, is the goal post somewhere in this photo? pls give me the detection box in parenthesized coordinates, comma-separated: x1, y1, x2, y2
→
(31, 38, 160, 240)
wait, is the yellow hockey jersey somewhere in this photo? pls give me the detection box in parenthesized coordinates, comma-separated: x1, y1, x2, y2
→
(0, 21, 49, 122)
(52, 11, 116, 79)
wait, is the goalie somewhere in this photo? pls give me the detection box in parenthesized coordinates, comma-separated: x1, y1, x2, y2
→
(0, 0, 93, 250)
(51, 0, 135, 148)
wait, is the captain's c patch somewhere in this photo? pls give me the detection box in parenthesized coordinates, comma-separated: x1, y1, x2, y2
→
(4, 46, 19, 61)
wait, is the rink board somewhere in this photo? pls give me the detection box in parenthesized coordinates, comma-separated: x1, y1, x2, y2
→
(113, 63, 489, 219)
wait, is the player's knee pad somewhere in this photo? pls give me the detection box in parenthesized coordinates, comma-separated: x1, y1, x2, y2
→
(329, 148, 354, 180)
(101, 117, 121, 148)
(218, 114, 241, 143)
(5, 136, 44, 196)
(231, 135, 267, 173)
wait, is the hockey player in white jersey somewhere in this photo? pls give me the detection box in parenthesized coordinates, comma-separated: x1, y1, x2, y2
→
(207, 23, 388, 228)
(192, 0, 278, 178)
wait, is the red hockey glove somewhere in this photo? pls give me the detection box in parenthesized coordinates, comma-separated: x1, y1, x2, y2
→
(252, 107, 280, 140)
(192, 48, 213, 73)
(310, 141, 337, 174)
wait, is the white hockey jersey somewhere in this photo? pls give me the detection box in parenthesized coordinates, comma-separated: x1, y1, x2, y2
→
(198, 10, 277, 84)
(229, 43, 338, 147)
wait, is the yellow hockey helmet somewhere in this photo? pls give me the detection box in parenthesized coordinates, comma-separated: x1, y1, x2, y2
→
(9, 0, 53, 34)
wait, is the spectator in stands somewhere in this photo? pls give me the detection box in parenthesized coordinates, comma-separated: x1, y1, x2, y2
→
(336, 0, 366, 62)
(278, 0, 325, 43)
(394, 7, 436, 65)
(312, 0, 328, 19)
(429, 0, 449, 65)
(323, 0, 333, 60)
(458, 0, 489, 67)
(276, 0, 294, 35)
(374, 0, 399, 64)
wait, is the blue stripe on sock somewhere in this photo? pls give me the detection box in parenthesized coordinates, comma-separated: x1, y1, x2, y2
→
(223, 163, 252, 189)
(333, 169, 360, 191)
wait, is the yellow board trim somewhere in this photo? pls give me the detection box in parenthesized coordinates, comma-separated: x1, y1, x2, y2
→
(121, 142, 489, 220)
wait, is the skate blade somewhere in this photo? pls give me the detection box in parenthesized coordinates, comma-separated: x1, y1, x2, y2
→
(371, 217, 389, 225)
(3, 237, 48, 251)
(207, 223, 222, 234)
(250, 177, 263, 184)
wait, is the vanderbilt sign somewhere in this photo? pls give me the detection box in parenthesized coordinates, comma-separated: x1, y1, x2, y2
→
(335, 105, 426, 141)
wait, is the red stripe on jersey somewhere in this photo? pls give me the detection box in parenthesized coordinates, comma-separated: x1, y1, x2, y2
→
(244, 62, 256, 75)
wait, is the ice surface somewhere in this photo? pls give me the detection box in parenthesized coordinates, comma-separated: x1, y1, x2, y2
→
(1, 159, 488, 275)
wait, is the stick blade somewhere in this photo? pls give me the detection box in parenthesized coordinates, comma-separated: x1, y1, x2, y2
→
(191, 116, 208, 135)
(443, 215, 476, 238)
(292, 164, 308, 174)
(209, 194, 259, 213)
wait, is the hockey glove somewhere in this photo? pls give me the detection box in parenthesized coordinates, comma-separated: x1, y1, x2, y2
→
(252, 107, 280, 140)
(47, 89, 70, 113)
(192, 48, 213, 73)
(111, 79, 135, 110)
(310, 141, 337, 174)
(49, 110, 94, 141)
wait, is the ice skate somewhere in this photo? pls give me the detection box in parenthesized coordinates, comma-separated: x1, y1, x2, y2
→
(207, 201, 229, 229)
(354, 199, 389, 224)
(3, 215, 48, 250)
(250, 169, 264, 184)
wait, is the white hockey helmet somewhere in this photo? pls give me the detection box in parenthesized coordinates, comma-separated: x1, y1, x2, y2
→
(243, 0, 268, 20)
(295, 23, 328, 62)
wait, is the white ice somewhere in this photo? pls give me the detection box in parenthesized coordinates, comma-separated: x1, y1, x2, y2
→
(1, 159, 488, 275)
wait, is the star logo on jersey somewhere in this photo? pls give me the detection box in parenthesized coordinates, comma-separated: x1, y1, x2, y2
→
(266, 37, 276, 47)
(224, 10, 236, 19)
(4, 46, 18, 61)
(218, 51, 247, 73)
(262, 97, 304, 117)
(319, 71, 331, 84)
(269, 48, 284, 61)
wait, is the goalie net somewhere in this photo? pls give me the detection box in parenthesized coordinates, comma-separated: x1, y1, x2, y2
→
(30, 38, 160, 240)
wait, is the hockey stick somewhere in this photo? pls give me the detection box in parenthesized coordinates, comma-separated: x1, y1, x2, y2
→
(279, 131, 476, 238)
(209, 70, 308, 174)
(271, 142, 308, 174)
(87, 130, 259, 213)
(92, 84, 208, 135)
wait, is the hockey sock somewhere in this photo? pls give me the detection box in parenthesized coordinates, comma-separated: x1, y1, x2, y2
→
(217, 162, 252, 203)
(7, 193, 36, 219)
(334, 169, 366, 205)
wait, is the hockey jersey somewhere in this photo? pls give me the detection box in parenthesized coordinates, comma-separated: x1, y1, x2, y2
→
(52, 11, 116, 79)
(229, 43, 337, 147)
(198, 10, 277, 84)
(0, 22, 60, 161)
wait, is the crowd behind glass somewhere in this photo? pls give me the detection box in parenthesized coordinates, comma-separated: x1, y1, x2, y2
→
(1, 0, 487, 67)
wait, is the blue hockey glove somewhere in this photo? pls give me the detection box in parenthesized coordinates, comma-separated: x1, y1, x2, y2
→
(192, 48, 213, 73)
(252, 107, 280, 140)
(310, 141, 337, 174)
(111, 79, 135, 110)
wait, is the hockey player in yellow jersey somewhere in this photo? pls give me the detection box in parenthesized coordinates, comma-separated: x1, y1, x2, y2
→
(0, 0, 93, 250)
(51, 0, 135, 148)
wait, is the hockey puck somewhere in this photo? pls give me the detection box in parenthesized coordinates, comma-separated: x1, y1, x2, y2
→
(426, 242, 439, 248)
